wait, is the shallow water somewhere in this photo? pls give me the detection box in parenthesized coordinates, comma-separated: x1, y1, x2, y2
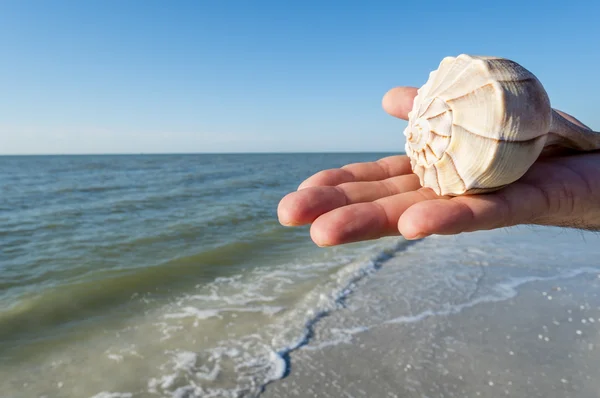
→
(0, 152, 402, 397)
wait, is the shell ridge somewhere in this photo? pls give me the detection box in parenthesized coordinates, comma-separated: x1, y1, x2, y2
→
(430, 130, 450, 137)
(441, 151, 467, 193)
(416, 97, 436, 119)
(425, 56, 464, 96)
(428, 56, 484, 100)
(424, 144, 438, 162)
(424, 109, 450, 121)
(432, 164, 441, 193)
(445, 83, 495, 103)
(427, 109, 453, 137)
(451, 122, 546, 142)
(496, 76, 535, 83)
(425, 143, 440, 159)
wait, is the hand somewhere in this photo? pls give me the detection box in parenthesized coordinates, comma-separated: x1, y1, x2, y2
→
(277, 87, 600, 246)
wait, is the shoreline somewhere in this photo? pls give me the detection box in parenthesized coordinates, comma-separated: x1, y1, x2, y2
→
(263, 271, 600, 398)
(262, 229, 600, 398)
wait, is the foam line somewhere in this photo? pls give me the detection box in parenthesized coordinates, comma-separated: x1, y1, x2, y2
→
(386, 266, 600, 325)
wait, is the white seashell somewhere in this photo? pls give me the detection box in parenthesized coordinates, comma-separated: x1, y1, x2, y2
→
(404, 54, 600, 196)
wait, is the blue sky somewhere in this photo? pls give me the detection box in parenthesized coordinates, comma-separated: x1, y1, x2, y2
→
(1, 0, 599, 154)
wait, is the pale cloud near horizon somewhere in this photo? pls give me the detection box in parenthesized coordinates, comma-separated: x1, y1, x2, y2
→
(0, 125, 406, 155)
(0, 125, 259, 154)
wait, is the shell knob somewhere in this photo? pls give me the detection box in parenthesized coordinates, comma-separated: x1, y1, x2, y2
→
(404, 54, 600, 196)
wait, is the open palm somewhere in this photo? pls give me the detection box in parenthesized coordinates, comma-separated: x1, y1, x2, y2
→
(277, 87, 600, 246)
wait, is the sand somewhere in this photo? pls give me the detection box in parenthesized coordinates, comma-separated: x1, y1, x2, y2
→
(261, 228, 600, 398)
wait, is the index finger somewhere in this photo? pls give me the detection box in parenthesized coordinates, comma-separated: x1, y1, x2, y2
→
(298, 155, 413, 189)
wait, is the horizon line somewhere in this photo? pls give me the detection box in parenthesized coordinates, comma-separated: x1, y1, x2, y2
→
(0, 150, 403, 157)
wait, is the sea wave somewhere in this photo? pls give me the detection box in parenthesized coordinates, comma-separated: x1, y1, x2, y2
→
(0, 235, 299, 351)
(143, 237, 411, 398)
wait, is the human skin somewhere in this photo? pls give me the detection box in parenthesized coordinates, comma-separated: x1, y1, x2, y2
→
(277, 86, 600, 246)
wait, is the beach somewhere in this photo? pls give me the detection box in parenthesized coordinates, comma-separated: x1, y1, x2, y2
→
(3, 0, 600, 396)
(263, 273, 600, 398)
(2, 153, 600, 397)
(263, 228, 600, 398)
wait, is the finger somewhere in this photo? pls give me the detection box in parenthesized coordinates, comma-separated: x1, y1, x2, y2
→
(382, 86, 419, 120)
(309, 188, 440, 246)
(278, 174, 422, 226)
(298, 155, 413, 189)
(397, 182, 547, 239)
(278, 187, 347, 227)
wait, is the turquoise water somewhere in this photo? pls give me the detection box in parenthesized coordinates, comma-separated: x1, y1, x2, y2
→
(0, 153, 403, 397)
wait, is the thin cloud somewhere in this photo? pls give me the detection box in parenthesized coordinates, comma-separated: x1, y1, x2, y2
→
(0, 125, 263, 154)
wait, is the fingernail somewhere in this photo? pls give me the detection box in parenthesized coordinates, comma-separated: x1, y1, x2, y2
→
(405, 233, 427, 240)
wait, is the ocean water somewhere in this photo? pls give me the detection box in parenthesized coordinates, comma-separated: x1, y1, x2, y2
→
(0, 152, 403, 398)
(3, 153, 600, 398)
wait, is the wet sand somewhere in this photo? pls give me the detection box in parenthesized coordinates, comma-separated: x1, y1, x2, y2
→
(262, 228, 600, 398)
